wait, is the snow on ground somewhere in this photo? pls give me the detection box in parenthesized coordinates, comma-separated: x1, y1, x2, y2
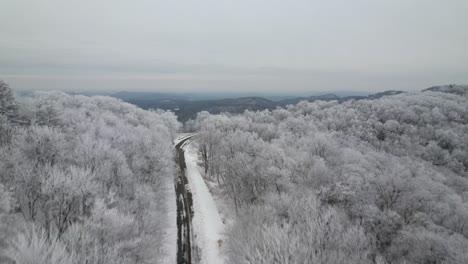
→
(202, 177, 235, 230)
(174, 133, 197, 146)
(183, 143, 226, 264)
(160, 177, 177, 264)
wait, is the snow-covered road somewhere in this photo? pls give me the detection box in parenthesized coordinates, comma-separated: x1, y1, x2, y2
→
(183, 143, 225, 264)
(174, 135, 196, 264)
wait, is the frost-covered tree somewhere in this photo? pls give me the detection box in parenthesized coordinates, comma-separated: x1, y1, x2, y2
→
(193, 89, 468, 264)
(226, 193, 372, 264)
(0, 80, 18, 123)
(0, 86, 180, 263)
(0, 184, 19, 263)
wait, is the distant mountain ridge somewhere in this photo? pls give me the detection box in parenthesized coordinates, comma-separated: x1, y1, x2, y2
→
(423, 84, 468, 96)
(111, 85, 467, 122)
(368, 90, 406, 99)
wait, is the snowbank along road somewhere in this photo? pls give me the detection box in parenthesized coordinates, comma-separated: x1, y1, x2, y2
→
(183, 143, 225, 264)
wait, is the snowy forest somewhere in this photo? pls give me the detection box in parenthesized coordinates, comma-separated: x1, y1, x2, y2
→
(0, 80, 180, 263)
(188, 86, 468, 264)
(1, 79, 468, 264)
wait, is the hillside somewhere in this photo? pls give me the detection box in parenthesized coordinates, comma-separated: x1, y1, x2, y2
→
(423, 84, 468, 95)
(115, 85, 468, 122)
(0, 81, 181, 263)
(192, 90, 468, 264)
(2, 80, 468, 264)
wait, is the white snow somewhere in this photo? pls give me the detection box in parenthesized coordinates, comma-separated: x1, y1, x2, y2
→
(183, 143, 226, 264)
(160, 177, 177, 264)
(174, 133, 197, 146)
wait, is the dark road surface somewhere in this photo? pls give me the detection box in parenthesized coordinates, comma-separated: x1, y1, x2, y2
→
(175, 136, 195, 264)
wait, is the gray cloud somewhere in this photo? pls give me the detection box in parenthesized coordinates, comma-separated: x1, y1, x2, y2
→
(1, 0, 467, 93)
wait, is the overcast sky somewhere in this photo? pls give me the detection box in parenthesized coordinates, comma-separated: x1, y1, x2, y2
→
(1, 0, 467, 93)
